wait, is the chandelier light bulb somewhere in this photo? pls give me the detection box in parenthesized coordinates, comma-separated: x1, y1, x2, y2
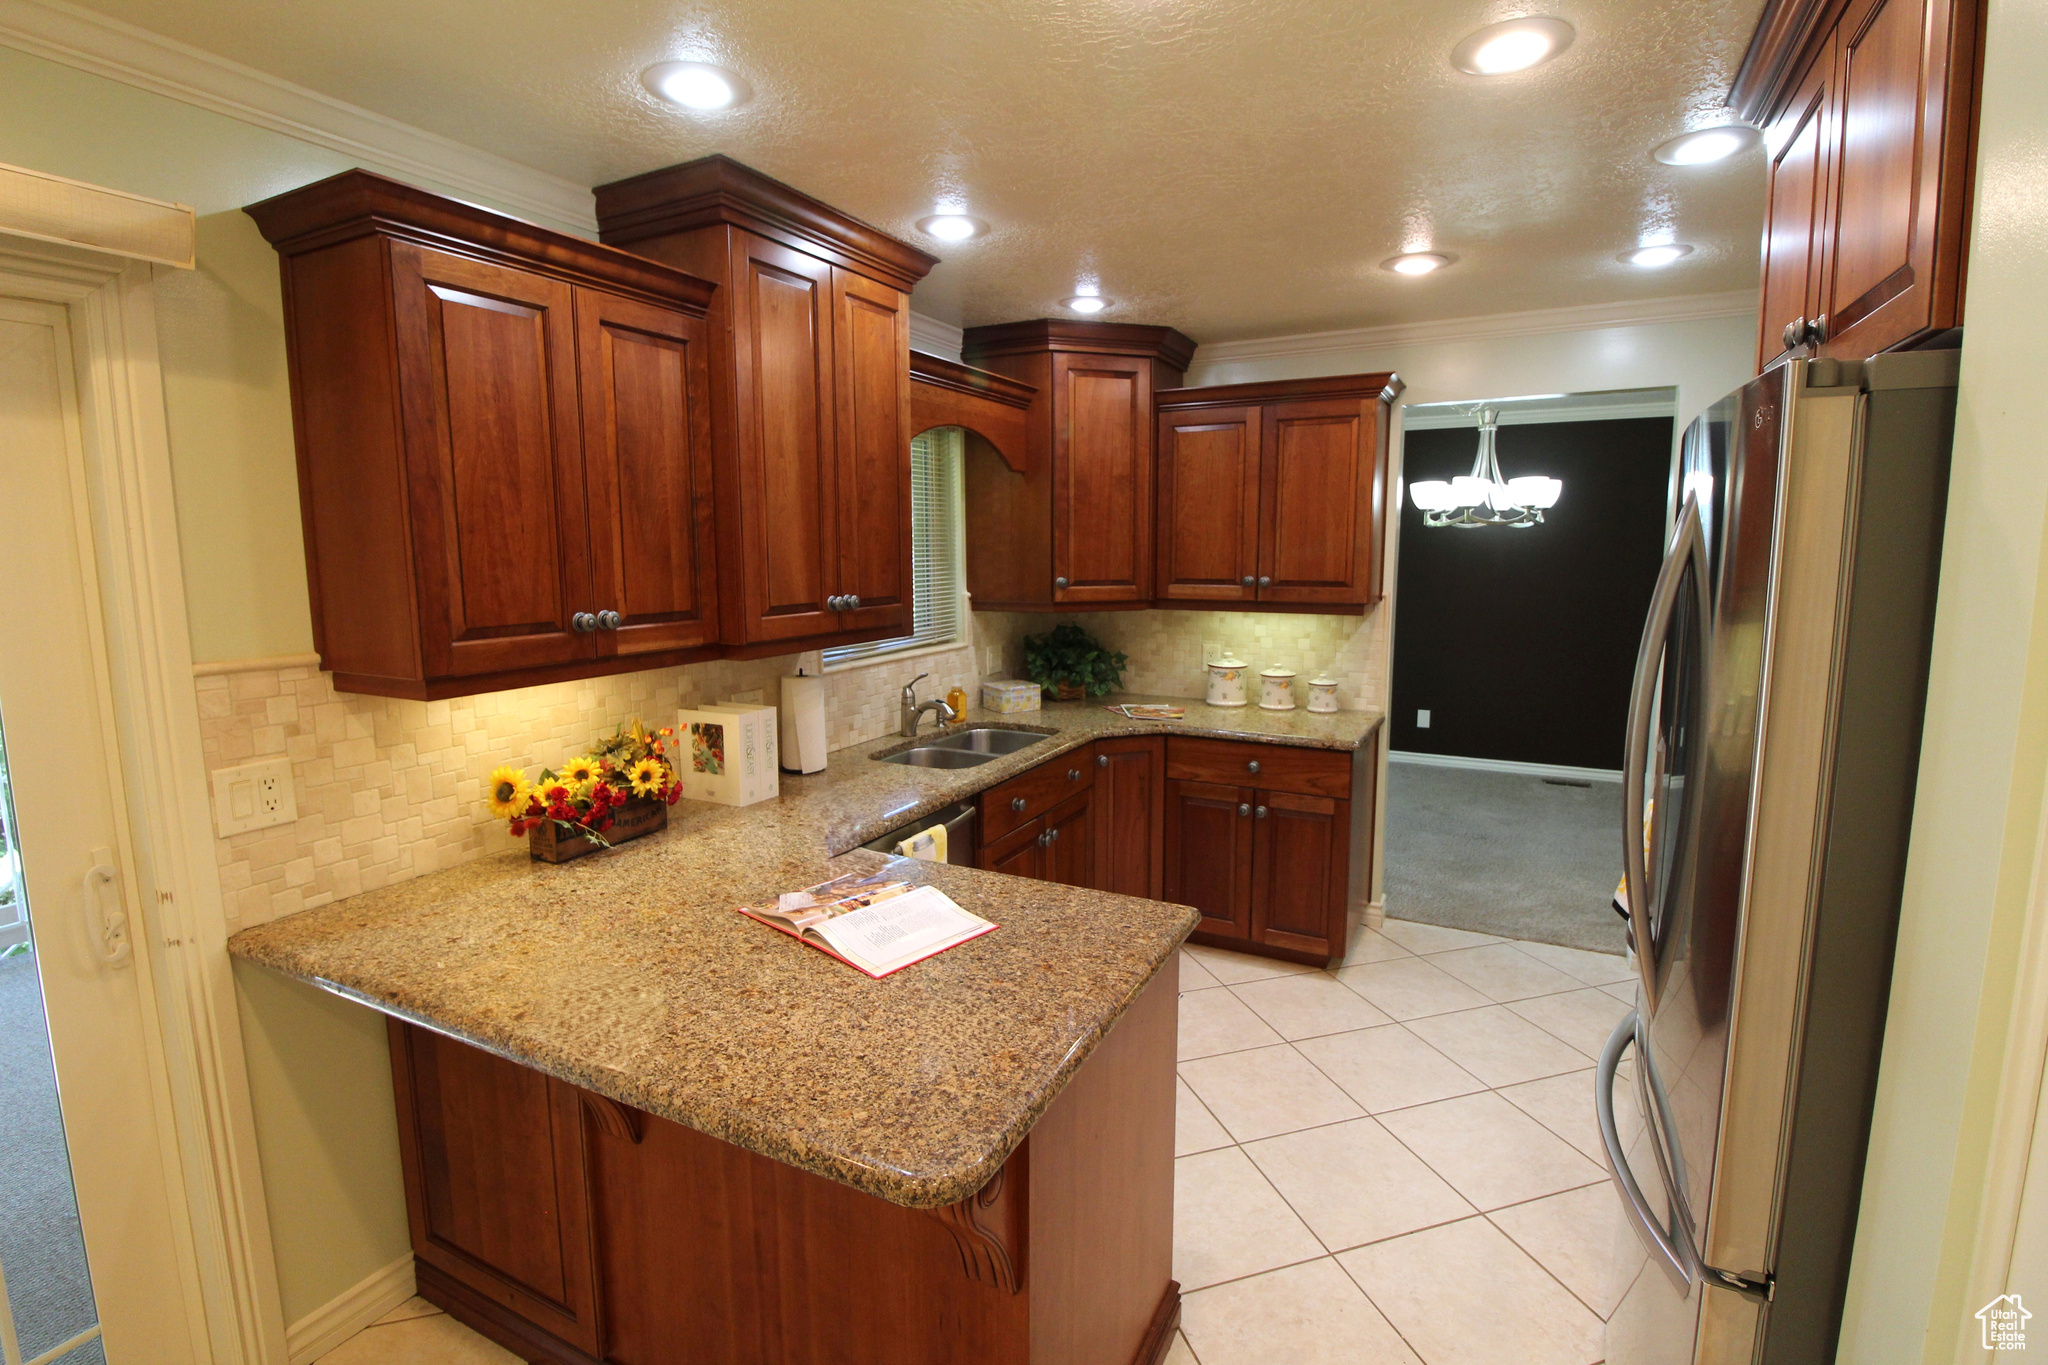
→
(1418, 407, 1566, 529)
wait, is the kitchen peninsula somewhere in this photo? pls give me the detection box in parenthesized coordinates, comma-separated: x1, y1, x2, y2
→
(227, 698, 1381, 1365)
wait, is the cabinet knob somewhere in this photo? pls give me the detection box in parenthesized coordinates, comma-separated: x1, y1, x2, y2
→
(572, 612, 597, 633)
(1808, 314, 1830, 344)
(1256, 805, 1268, 819)
(1783, 317, 1807, 351)
(1049, 827, 1061, 843)
(1038, 829, 1051, 847)
(848, 594, 862, 609)
(826, 595, 841, 611)
(1241, 575, 1255, 588)
(1247, 759, 1261, 774)
(1238, 803, 1251, 817)
(1097, 753, 1108, 767)
(597, 610, 621, 631)
(1012, 797, 1028, 812)
(1258, 576, 1271, 589)
(1068, 768, 1081, 781)
(1055, 576, 1069, 591)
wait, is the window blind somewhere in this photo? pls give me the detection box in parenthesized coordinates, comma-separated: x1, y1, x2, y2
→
(822, 427, 965, 667)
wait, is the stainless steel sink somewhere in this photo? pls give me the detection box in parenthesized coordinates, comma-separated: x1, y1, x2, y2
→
(877, 727, 1050, 768)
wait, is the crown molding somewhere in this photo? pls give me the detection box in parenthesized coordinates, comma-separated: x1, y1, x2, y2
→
(0, 0, 597, 236)
(909, 313, 964, 362)
(1193, 290, 1758, 368)
(1401, 399, 1678, 430)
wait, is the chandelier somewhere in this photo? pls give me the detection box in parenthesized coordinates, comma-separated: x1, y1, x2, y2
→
(1408, 407, 1564, 529)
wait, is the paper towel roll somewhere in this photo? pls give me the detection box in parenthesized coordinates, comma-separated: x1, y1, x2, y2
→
(780, 671, 827, 773)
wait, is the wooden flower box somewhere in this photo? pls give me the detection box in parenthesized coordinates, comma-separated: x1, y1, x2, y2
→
(528, 798, 667, 864)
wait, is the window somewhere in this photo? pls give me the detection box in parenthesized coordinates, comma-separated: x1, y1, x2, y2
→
(822, 426, 965, 667)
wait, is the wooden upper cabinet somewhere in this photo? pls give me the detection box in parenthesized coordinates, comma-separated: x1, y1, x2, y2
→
(247, 170, 720, 699)
(1155, 374, 1400, 613)
(1732, 0, 1982, 368)
(1055, 353, 1154, 602)
(730, 232, 842, 643)
(575, 288, 719, 659)
(960, 320, 1196, 612)
(1157, 405, 1261, 604)
(832, 268, 914, 635)
(594, 156, 936, 653)
(1759, 43, 1837, 370)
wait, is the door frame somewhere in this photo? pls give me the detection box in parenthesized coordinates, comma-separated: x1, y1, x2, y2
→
(0, 234, 288, 1364)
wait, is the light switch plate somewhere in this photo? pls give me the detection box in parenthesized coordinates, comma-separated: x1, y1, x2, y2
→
(211, 758, 297, 837)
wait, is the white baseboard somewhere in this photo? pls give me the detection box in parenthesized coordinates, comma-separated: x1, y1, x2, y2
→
(285, 1252, 416, 1365)
(1388, 750, 1623, 783)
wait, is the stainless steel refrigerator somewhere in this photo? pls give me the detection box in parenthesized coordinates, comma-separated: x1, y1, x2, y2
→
(1600, 352, 1959, 1364)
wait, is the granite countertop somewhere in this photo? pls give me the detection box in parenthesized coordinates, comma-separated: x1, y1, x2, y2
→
(226, 695, 1382, 1209)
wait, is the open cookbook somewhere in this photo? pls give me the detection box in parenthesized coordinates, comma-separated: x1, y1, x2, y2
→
(738, 872, 996, 978)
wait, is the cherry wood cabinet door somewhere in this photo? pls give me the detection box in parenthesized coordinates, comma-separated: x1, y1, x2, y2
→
(730, 230, 842, 642)
(1759, 44, 1838, 370)
(1250, 793, 1351, 960)
(1094, 736, 1164, 899)
(831, 267, 914, 636)
(1156, 405, 1260, 603)
(1164, 778, 1254, 941)
(1043, 786, 1096, 889)
(1257, 397, 1381, 606)
(574, 287, 719, 658)
(1053, 352, 1153, 603)
(981, 817, 1048, 879)
(386, 1022, 600, 1354)
(1820, 0, 1978, 359)
(388, 242, 594, 679)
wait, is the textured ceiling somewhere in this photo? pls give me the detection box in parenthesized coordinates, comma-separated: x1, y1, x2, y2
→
(76, 0, 1768, 341)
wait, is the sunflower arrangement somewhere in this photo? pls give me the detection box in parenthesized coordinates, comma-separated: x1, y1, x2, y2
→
(488, 719, 682, 847)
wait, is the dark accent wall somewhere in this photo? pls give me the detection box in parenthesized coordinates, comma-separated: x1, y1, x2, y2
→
(1390, 416, 1672, 770)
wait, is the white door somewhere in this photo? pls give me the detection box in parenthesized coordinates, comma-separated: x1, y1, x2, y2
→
(0, 294, 201, 1364)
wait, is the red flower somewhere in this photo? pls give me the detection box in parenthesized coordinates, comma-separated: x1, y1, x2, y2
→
(665, 783, 682, 806)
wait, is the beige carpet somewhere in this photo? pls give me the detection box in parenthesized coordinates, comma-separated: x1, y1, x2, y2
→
(1383, 761, 1627, 956)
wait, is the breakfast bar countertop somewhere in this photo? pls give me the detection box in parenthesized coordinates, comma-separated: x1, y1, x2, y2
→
(226, 695, 1383, 1209)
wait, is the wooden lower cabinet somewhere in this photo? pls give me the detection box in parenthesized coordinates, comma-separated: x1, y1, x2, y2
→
(387, 967, 1183, 1365)
(1044, 786, 1096, 887)
(1093, 737, 1165, 899)
(983, 817, 1049, 880)
(1163, 737, 1372, 965)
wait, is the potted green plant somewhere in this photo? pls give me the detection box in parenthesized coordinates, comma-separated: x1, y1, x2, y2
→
(1022, 623, 1128, 701)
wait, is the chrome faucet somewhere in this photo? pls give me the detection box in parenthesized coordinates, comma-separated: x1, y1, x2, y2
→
(899, 673, 958, 738)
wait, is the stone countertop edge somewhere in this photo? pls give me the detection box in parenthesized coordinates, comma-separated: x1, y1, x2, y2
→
(225, 694, 1373, 1210)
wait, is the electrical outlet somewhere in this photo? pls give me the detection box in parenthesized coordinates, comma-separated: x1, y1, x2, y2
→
(1416, 709, 1432, 728)
(1202, 641, 1222, 665)
(211, 758, 298, 837)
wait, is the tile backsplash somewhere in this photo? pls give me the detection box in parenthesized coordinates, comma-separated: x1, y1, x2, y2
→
(1000, 608, 1388, 713)
(201, 606, 1383, 928)
(202, 614, 1033, 928)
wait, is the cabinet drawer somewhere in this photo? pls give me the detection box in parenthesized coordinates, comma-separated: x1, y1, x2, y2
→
(981, 746, 1095, 842)
(1167, 737, 1350, 799)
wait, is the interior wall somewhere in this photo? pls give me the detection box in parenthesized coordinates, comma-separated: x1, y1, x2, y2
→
(1834, 0, 2048, 1356)
(1390, 416, 1673, 770)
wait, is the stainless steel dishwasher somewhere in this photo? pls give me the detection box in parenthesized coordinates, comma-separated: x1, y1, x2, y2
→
(860, 798, 978, 866)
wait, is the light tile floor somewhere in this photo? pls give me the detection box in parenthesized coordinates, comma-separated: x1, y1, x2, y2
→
(1171, 921, 1637, 1365)
(322, 921, 1636, 1365)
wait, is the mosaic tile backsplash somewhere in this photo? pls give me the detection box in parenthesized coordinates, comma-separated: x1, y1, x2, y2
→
(201, 608, 1383, 927)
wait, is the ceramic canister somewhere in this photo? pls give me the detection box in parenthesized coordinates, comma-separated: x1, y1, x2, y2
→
(1259, 665, 1298, 711)
(1207, 654, 1250, 707)
(1306, 673, 1341, 713)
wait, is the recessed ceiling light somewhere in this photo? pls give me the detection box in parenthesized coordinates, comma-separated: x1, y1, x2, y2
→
(1383, 251, 1450, 276)
(641, 61, 752, 111)
(1652, 125, 1763, 165)
(1064, 295, 1111, 314)
(1450, 16, 1575, 75)
(1621, 244, 1695, 268)
(916, 214, 988, 243)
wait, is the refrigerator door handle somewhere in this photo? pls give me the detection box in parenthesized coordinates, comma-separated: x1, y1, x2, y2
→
(1622, 496, 1713, 1017)
(1597, 1010, 1693, 1293)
